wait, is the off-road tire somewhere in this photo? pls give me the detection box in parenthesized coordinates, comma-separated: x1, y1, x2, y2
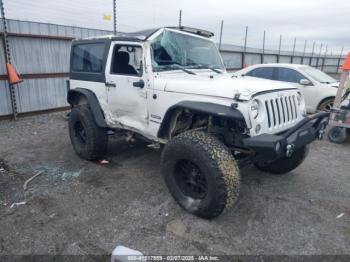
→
(318, 98, 334, 112)
(68, 105, 108, 160)
(255, 146, 309, 174)
(161, 130, 240, 219)
(328, 126, 347, 144)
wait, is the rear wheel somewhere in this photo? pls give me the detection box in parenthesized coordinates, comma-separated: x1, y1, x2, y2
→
(255, 146, 309, 174)
(161, 130, 240, 219)
(68, 105, 108, 160)
(328, 126, 347, 144)
(318, 98, 334, 112)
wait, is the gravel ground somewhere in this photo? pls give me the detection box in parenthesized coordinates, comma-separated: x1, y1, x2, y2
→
(0, 112, 350, 257)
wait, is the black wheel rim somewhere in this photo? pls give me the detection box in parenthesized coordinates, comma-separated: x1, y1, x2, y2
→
(322, 102, 333, 112)
(330, 128, 342, 140)
(74, 121, 87, 144)
(174, 160, 208, 199)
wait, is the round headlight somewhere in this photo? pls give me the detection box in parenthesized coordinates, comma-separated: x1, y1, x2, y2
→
(251, 99, 259, 119)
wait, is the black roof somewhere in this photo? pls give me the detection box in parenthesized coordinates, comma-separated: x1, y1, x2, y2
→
(80, 26, 214, 42)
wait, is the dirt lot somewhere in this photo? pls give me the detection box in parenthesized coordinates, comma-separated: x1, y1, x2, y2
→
(0, 112, 350, 256)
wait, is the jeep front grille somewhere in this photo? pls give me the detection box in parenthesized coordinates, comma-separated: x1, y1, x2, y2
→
(264, 95, 298, 128)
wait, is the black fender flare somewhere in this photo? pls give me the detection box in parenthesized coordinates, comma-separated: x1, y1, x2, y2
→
(157, 101, 245, 138)
(67, 88, 108, 128)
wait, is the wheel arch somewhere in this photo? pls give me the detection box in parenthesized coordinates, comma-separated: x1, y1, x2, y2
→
(157, 101, 245, 139)
(67, 88, 108, 128)
(317, 96, 335, 110)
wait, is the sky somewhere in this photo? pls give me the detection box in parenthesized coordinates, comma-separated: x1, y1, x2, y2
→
(3, 0, 350, 54)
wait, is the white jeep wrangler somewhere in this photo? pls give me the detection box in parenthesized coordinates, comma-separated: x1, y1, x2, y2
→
(67, 27, 329, 218)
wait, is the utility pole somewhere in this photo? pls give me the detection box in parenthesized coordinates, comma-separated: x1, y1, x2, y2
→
(113, 0, 117, 34)
(0, 0, 18, 120)
(218, 20, 224, 51)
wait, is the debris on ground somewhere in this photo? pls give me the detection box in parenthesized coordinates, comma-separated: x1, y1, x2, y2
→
(61, 170, 81, 180)
(10, 201, 27, 209)
(23, 171, 44, 190)
(0, 159, 9, 173)
(336, 213, 345, 219)
(96, 159, 109, 165)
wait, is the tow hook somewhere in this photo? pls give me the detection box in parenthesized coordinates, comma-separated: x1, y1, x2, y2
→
(318, 128, 325, 140)
(286, 144, 295, 158)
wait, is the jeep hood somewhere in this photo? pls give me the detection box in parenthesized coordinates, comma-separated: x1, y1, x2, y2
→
(161, 73, 297, 100)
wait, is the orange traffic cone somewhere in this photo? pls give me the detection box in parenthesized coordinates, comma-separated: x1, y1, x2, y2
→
(341, 52, 350, 71)
(6, 63, 22, 85)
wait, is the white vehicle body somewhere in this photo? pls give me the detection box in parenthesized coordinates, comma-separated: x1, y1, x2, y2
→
(67, 27, 330, 218)
(69, 28, 305, 141)
(233, 64, 339, 113)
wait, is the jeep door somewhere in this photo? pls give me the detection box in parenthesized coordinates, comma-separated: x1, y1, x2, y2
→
(105, 43, 148, 131)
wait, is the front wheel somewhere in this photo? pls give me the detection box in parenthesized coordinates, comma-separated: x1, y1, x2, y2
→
(318, 98, 334, 112)
(328, 126, 347, 144)
(161, 131, 240, 219)
(255, 146, 309, 174)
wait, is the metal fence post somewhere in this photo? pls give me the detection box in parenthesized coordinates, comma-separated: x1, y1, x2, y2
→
(218, 20, 223, 51)
(322, 44, 328, 71)
(262, 30, 266, 64)
(310, 41, 315, 66)
(301, 40, 307, 64)
(291, 37, 296, 63)
(242, 26, 248, 68)
(336, 46, 344, 74)
(113, 0, 117, 34)
(277, 35, 282, 63)
(1, 0, 18, 120)
(179, 9, 182, 27)
(316, 43, 323, 68)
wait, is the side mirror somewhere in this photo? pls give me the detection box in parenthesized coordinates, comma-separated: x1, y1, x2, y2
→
(299, 79, 311, 86)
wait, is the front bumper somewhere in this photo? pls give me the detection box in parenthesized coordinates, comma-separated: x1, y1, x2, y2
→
(243, 112, 329, 161)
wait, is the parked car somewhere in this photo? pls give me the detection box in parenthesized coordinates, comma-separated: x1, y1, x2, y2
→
(67, 27, 329, 218)
(233, 64, 339, 113)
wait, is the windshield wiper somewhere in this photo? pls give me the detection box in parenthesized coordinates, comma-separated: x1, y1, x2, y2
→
(172, 64, 196, 75)
(190, 64, 223, 74)
(157, 63, 196, 75)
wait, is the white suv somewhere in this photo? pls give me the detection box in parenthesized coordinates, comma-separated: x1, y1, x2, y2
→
(67, 27, 329, 218)
(234, 64, 339, 113)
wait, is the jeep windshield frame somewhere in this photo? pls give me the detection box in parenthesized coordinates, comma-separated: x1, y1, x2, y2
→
(151, 29, 225, 73)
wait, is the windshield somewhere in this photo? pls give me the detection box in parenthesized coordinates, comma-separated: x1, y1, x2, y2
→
(151, 30, 225, 72)
(300, 66, 337, 84)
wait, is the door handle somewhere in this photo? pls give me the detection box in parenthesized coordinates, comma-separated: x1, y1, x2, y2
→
(105, 82, 116, 88)
(133, 79, 145, 89)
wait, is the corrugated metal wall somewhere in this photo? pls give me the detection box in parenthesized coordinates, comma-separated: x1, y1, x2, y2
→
(0, 19, 112, 117)
(0, 19, 346, 117)
(220, 43, 345, 73)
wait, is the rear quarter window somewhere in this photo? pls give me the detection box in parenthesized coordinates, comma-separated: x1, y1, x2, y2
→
(246, 67, 274, 80)
(71, 43, 105, 73)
